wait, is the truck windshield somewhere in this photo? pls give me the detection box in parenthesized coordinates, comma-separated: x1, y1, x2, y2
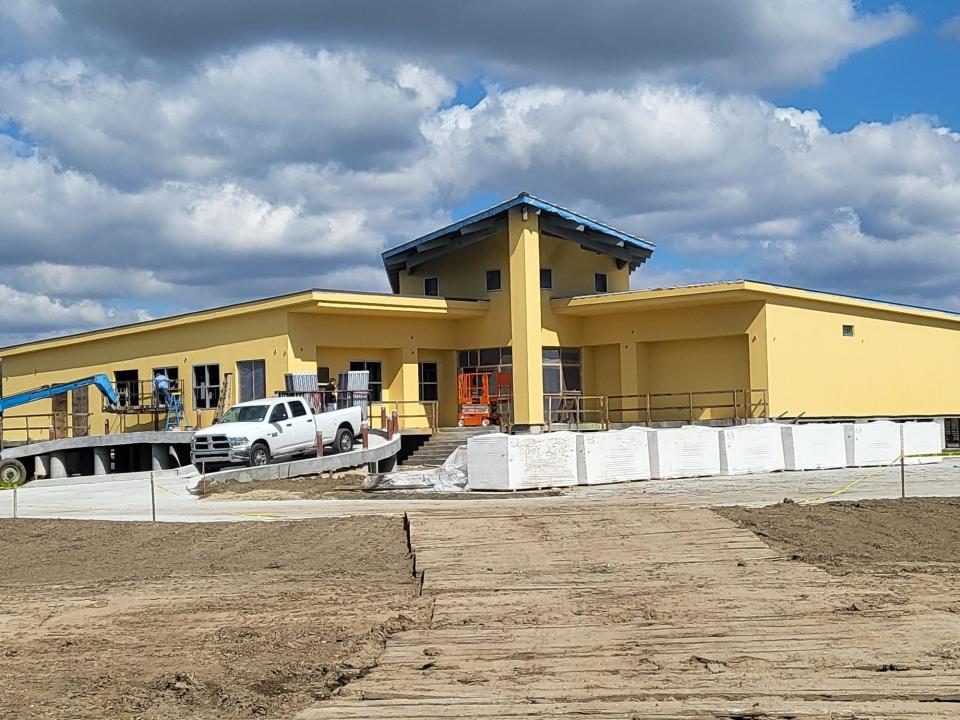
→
(217, 405, 269, 423)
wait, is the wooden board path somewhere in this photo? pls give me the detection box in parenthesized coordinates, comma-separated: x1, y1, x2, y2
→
(298, 502, 960, 719)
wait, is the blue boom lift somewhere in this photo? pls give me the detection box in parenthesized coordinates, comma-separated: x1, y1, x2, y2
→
(0, 374, 120, 485)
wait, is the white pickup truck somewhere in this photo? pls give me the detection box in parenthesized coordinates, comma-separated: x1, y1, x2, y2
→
(190, 396, 363, 468)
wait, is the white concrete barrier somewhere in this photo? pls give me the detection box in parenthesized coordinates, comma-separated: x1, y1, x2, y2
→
(901, 421, 943, 465)
(781, 423, 846, 471)
(719, 424, 786, 475)
(844, 421, 902, 467)
(576, 428, 651, 485)
(467, 432, 579, 490)
(648, 425, 721, 479)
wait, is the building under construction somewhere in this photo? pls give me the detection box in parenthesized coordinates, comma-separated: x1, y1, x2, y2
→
(3, 192, 960, 450)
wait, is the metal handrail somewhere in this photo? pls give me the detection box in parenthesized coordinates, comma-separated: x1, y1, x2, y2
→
(544, 394, 609, 432)
(606, 388, 768, 425)
(104, 379, 186, 412)
(0, 411, 95, 445)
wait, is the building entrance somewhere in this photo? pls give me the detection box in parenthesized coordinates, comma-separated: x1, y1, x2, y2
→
(456, 347, 512, 427)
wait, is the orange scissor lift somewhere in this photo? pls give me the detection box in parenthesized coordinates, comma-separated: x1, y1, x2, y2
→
(457, 371, 511, 428)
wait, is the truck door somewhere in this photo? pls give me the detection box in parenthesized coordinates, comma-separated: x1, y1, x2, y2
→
(287, 399, 316, 450)
(268, 402, 293, 453)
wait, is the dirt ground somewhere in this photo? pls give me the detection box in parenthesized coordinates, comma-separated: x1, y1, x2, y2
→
(717, 496, 960, 573)
(0, 517, 429, 720)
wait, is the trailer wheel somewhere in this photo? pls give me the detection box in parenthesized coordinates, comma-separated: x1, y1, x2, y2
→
(0, 459, 27, 486)
(248, 442, 270, 467)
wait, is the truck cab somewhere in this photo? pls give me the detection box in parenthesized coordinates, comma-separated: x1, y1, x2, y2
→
(190, 396, 361, 468)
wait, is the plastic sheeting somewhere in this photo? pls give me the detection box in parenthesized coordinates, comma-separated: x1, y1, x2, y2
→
(648, 425, 721, 479)
(576, 428, 652, 485)
(467, 431, 579, 490)
(901, 422, 943, 465)
(718, 424, 786, 475)
(844, 421, 902, 467)
(362, 445, 468, 492)
(780, 423, 846, 471)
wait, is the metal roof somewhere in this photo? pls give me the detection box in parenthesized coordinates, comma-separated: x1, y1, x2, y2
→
(382, 192, 655, 292)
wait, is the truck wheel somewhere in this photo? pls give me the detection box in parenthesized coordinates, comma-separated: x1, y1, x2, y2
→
(335, 427, 354, 454)
(0, 459, 27, 486)
(249, 443, 270, 467)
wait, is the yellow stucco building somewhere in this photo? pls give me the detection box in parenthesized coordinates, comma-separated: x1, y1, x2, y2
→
(3, 192, 960, 446)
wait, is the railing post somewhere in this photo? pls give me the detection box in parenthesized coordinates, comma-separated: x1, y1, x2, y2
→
(392, 410, 399, 435)
(363, 424, 370, 448)
(688, 392, 694, 424)
(316, 431, 323, 458)
(380, 405, 387, 430)
(733, 389, 739, 424)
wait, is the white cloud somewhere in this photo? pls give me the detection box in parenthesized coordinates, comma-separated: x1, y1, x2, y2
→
(0, 46, 452, 188)
(0, 39, 959, 344)
(0, 283, 149, 341)
(940, 14, 960, 41)
(41, 0, 916, 91)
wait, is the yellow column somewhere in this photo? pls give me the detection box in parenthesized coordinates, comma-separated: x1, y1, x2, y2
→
(508, 206, 544, 428)
(619, 342, 639, 422)
(398, 344, 420, 429)
(746, 305, 769, 419)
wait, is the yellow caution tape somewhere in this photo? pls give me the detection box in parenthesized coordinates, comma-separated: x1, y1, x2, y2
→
(797, 453, 904, 506)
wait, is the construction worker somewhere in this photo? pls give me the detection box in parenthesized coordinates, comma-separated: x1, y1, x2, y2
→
(153, 371, 173, 407)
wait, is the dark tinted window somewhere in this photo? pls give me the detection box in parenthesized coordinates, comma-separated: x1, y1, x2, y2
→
(424, 277, 439, 296)
(485, 269, 502, 291)
(594, 273, 608, 293)
(540, 268, 552, 289)
(289, 400, 308, 417)
(269, 403, 288, 423)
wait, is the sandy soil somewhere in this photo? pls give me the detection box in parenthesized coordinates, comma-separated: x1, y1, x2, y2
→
(0, 517, 430, 719)
(717, 496, 960, 573)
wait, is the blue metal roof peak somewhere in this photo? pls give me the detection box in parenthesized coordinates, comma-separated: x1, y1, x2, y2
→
(382, 193, 655, 261)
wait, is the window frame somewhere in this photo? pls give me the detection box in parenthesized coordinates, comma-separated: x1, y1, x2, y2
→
(423, 276, 440, 297)
(418, 361, 439, 402)
(237, 359, 266, 403)
(349, 360, 383, 402)
(114, 369, 140, 408)
(540, 267, 553, 290)
(485, 268, 502, 292)
(594, 272, 608, 293)
(192, 363, 221, 411)
(842, 324, 855, 337)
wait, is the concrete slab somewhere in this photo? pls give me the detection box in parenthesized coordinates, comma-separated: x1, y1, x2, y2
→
(0, 431, 194, 460)
(1, 453, 958, 524)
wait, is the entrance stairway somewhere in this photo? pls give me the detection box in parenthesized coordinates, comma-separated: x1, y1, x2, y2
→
(400, 426, 497, 466)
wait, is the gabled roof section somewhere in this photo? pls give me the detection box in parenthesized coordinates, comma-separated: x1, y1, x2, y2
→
(381, 192, 655, 293)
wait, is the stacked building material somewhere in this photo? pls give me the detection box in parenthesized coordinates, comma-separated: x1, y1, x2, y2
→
(843, 420, 902, 467)
(283, 373, 319, 393)
(467, 431, 579, 490)
(718, 423, 786, 475)
(780, 423, 846, 471)
(648, 425, 721, 479)
(576, 428, 652, 485)
(900, 422, 943, 465)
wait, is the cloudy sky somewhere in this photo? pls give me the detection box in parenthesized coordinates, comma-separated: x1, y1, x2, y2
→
(2, 0, 960, 345)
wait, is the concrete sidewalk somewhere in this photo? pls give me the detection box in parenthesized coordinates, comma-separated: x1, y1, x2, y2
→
(1, 457, 958, 522)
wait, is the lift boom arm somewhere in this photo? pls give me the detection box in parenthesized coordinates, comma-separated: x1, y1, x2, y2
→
(0, 374, 120, 414)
